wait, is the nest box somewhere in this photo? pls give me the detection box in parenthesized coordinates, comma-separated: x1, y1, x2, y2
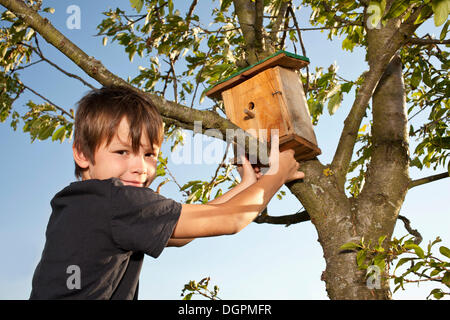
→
(205, 50, 321, 161)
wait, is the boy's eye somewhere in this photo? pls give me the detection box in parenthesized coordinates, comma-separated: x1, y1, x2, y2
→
(145, 153, 156, 158)
(115, 150, 129, 155)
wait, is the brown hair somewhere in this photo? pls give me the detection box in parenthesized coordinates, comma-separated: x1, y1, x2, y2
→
(73, 86, 164, 179)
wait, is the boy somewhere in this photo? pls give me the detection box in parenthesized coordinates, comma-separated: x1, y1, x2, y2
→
(30, 86, 304, 299)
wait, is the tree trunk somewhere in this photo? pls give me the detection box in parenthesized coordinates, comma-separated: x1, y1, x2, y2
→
(288, 55, 410, 300)
(232, 0, 275, 66)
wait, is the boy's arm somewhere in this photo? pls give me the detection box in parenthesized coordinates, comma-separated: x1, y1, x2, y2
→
(172, 168, 286, 238)
(166, 156, 260, 246)
(166, 238, 194, 247)
(166, 181, 253, 247)
(208, 157, 263, 204)
(171, 134, 304, 239)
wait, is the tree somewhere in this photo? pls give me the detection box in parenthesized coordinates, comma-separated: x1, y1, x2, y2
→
(0, 0, 448, 299)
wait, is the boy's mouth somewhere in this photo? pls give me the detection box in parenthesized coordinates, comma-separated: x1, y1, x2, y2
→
(120, 179, 145, 187)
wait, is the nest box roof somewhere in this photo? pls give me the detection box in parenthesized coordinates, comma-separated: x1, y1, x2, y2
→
(205, 50, 309, 100)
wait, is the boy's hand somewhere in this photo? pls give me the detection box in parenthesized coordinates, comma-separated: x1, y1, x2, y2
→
(267, 131, 305, 183)
(236, 154, 262, 185)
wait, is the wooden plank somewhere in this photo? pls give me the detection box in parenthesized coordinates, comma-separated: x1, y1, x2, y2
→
(279, 134, 321, 161)
(221, 68, 289, 140)
(265, 67, 293, 137)
(274, 66, 319, 146)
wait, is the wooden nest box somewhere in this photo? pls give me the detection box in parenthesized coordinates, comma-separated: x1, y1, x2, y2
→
(205, 50, 321, 162)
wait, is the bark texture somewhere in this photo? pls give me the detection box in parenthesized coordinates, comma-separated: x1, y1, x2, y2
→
(232, 0, 276, 66)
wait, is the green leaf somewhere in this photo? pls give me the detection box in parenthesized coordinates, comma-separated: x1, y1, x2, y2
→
(415, 5, 434, 24)
(182, 292, 194, 300)
(378, 235, 387, 247)
(327, 91, 342, 115)
(340, 242, 361, 251)
(43, 7, 55, 14)
(341, 82, 353, 93)
(374, 254, 386, 271)
(342, 37, 356, 51)
(439, 246, 450, 259)
(442, 271, 450, 288)
(429, 288, 445, 299)
(432, 0, 450, 27)
(356, 250, 367, 267)
(220, 0, 233, 11)
(404, 243, 425, 259)
(410, 261, 424, 272)
(430, 268, 441, 277)
(440, 20, 449, 40)
(38, 124, 55, 141)
(384, 0, 410, 20)
(52, 126, 66, 142)
(395, 257, 413, 272)
(411, 67, 422, 88)
(129, 0, 144, 13)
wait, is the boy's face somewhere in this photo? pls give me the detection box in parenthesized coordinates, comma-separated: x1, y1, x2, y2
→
(74, 117, 160, 188)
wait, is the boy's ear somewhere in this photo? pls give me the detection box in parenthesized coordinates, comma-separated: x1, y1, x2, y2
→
(72, 145, 90, 169)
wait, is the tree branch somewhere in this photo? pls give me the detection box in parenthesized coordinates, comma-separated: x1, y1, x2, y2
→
(331, 8, 422, 189)
(278, 6, 290, 49)
(407, 37, 450, 45)
(20, 36, 97, 90)
(17, 80, 73, 119)
(0, 0, 241, 139)
(233, 0, 258, 65)
(408, 172, 449, 189)
(397, 215, 422, 245)
(287, 4, 309, 94)
(254, 0, 264, 53)
(253, 209, 311, 226)
(187, 0, 198, 17)
(268, 0, 289, 47)
(357, 55, 410, 237)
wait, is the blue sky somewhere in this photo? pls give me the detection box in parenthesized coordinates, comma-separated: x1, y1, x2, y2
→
(0, 1, 448, 300)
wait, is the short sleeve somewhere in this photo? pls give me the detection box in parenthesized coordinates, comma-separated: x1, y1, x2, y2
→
(110, 180, 182, 258)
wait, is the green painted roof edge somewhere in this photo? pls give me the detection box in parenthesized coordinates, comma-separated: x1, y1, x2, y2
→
(205, 50, 309, 94)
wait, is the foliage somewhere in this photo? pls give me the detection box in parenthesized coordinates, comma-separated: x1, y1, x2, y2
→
(341, 235, 450, 299)
(403, 41, 450, 173)
(0, 4, 74, 143)
(301, 0, 449, 195)
(98, 0, 243, 107)
(1, 1, 448, 196)
(181, 277, 221, 300)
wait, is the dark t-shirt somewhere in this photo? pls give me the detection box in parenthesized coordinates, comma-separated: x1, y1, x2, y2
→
(30, 178, 182, 300)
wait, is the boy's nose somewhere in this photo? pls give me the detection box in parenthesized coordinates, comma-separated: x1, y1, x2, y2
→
(130, 154, 147, 175)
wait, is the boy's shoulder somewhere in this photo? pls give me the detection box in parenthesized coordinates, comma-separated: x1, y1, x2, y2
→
(54, 178, 119, 198)
(54, 178, 176, 208)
